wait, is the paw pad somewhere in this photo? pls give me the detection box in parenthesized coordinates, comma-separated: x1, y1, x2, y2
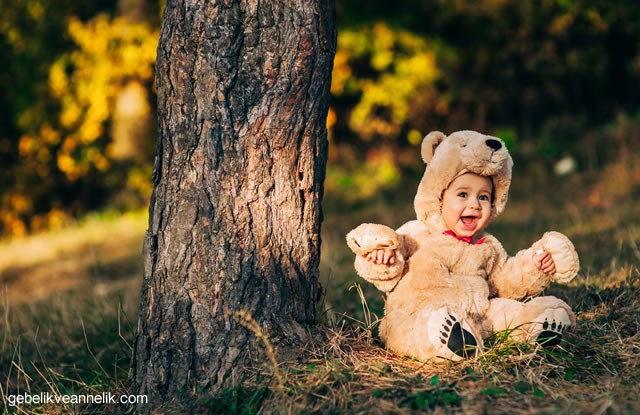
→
(438, 313, 478, 358)
(536, 318, 566, 347)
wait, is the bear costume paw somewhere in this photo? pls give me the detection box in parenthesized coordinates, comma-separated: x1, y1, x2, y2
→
(427, 307, 481, 361)
(527, 307, 572, 347)
(535, 231, 580, 283)
(346, 223, 400, 255)
(347, 223, 405, 292)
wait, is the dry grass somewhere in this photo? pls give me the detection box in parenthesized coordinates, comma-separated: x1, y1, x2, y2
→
(185, 284, 638, 414)
(0, 290, 139, 414)
(1, 161, 639, 414)
(199, 268, 639, 414)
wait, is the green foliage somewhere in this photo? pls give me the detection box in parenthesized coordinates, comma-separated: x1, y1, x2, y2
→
(393, 375, 462, 410)
(325, 145, 403, 201)
(202, 385, 271, 415)
(514, 381, 545, 397)
(400, 387, 461, 409)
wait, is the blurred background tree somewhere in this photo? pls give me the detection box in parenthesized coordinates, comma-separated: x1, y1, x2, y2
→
(1, 0, 640, 236)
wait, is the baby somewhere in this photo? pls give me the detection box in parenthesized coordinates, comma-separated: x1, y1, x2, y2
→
(347, 130, 580, 361)
(367, 172, 557, 276)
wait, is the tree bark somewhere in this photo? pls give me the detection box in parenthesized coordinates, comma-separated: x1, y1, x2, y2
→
(132, 0, 335, 408)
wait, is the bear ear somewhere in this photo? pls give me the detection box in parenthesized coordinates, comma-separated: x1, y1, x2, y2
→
(421, 131, 447, 163)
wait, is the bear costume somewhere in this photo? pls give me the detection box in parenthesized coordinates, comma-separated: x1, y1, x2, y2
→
(346, 130, 580, 361)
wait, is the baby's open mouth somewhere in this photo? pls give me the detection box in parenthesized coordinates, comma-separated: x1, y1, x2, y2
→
(461, 216, 478, 228)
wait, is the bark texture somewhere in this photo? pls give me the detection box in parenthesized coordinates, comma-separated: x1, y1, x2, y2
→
(132, 0, 335, 407)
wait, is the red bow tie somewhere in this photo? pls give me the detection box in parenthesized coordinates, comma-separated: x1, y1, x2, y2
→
(443, 230, 486, 245)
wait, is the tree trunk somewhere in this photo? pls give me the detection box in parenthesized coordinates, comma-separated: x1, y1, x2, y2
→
(132, 0, 335, 408)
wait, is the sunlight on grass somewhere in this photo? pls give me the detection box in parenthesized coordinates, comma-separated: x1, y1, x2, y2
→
(0, 209, 147, 304)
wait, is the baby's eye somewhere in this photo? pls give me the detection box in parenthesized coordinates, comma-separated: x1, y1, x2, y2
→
(479, 194, 490, 201)
(457, 192, 468, 198)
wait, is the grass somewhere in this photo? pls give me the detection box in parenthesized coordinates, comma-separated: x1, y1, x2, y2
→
(0, 210, 147, 304)
(0, 292, 138, 414)
(1, 161, 640, 414)
(0, 211, 144, 414)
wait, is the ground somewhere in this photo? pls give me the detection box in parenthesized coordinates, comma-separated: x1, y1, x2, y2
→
(1, 165, 639, 414)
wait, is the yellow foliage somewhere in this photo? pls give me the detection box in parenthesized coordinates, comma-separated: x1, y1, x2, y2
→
(43, 13, 158, 180)
(331, 22, 440, 141)
(46, 208, 67, 230)
(79, 120, 103, 144)
(18, 135, 33, 157)
(57, 153, 76, 177)
(325, 147, 401, 200)
(29, 208, 69, 233)
(49, 61, 69, 98)
(0, 211, 27, 238)
(59, 100, 82, 128)
(40, 124, 60, 145)
(9, 193, 32, 214)
(331, 50, 352, 95)
(86, 148, 110, 172)
(26, 1, 45, 21)
(0, 192, 37, 237)
(326, 107, 337, 136)
(126, 167, 154, 200)
(407, 129, 423, 146)
(61, 136, 77, 152)
(371, 23, 395, 71)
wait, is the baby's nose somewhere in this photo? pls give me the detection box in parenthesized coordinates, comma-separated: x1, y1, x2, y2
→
(485, 139, 502, 151)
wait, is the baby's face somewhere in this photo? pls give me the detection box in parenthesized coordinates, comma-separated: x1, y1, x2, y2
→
(441, 173, 493, 237)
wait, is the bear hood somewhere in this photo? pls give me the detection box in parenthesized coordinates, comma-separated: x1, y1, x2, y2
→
(414, 130, 513, 227)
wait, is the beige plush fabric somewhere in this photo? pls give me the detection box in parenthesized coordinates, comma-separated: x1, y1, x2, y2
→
(346, 130, 580, 362)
